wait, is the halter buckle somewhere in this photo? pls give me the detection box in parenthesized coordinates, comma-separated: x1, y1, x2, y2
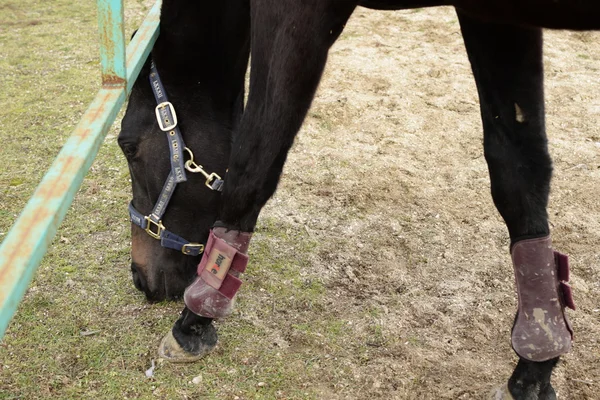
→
(182, 243, 205, 255)
(155, 101, 178, 131)
(144, 216, 165, 239)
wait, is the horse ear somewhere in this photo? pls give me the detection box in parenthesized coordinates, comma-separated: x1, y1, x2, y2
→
(130, 29, 138, 41)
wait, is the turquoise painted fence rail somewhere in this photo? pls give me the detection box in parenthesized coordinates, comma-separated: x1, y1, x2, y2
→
(0, 0, 161, 339)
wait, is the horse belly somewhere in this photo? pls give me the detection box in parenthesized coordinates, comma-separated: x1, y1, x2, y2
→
(359, 0, 450, 10)
(456, 0, 600, 30)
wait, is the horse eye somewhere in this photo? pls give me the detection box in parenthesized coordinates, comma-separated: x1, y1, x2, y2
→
(120, 143, 138, 159)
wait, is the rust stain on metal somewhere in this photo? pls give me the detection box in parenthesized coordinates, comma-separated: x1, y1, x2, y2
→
(102, 74, 126, 87)
(100, 6, 116, 63)
(125, 16, 158, 65)
(75, 91, 115, 136)
(83, 91, 113, 121)
(0, 155, 77, 276)
(0, 208, 50, 268)
(98, 4, 125, 88)
(126, 30, 151, 64)
(0, 89, 120, 285)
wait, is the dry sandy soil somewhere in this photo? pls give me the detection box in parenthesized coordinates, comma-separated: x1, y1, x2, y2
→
(256, 6, 600, 398)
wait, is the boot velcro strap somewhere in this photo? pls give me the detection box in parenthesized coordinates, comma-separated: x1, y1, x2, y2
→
(554, 251, 576, 311)
(197, 229, 249, 298)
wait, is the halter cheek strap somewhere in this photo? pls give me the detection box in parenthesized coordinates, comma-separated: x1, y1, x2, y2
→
(149, 61, 187, 185)
(127, 62, 225, 256)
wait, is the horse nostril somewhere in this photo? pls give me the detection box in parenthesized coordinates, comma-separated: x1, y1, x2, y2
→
(130, 262, 187, 302)
(131, 263, 145, 292)
(130, 264, 166, 302)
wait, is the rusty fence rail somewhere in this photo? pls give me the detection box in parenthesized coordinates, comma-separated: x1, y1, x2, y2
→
(0, 0, 161, 339)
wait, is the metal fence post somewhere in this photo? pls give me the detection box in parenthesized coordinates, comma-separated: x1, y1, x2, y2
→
(0, 0, 161, 339)
(97, 0, 127, 87)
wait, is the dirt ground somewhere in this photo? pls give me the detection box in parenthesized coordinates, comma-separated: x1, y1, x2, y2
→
(1, 3, 599, 400)
(258, 6, 600, 398)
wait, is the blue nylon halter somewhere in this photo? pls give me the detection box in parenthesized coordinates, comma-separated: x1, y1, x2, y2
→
(128, 62, 224, 256)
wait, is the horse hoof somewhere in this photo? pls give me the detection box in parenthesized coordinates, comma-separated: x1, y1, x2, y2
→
(490, 383, 514, 400)
(158, 330, 216, 363)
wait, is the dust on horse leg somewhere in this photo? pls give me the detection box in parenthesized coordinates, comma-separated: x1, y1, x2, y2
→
(457, 11, 564, 400)
(508, 358, 558, 400)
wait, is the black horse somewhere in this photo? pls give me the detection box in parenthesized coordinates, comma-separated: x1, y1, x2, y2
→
(119, 0, 598, 398)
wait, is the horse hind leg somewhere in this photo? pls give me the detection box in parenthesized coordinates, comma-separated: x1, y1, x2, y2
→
(457, 11, 574, 400)
(160, 0, 359, 362)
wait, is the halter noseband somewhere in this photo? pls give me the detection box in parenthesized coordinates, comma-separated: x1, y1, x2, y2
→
(128, 62, 224, 256)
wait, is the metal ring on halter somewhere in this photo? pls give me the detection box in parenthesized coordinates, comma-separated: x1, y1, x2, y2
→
(144, 216, 165, 239)
(155, 101, 178, 131)
(182, 243, 205, 255)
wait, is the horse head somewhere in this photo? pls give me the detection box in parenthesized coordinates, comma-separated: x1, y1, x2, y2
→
(118, 65, 231, 300)
(118, 0, 250, 300)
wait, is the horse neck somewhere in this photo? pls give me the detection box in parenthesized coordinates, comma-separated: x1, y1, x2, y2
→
(151, 0, 250, 106)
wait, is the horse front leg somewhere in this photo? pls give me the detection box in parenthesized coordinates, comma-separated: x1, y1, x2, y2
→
(159, 0, 358, 362)
(457, 11, 575, 400)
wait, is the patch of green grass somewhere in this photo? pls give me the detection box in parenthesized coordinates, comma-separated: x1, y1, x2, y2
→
(8, 178, 24, 187)
(249, 217, 326, 310)
(309, 111, 333, 132)
(0, 24, 351, 387)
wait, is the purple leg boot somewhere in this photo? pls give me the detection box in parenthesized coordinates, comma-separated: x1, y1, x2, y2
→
(184, 227, 252, 319)
(511, 236, 575, 362)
